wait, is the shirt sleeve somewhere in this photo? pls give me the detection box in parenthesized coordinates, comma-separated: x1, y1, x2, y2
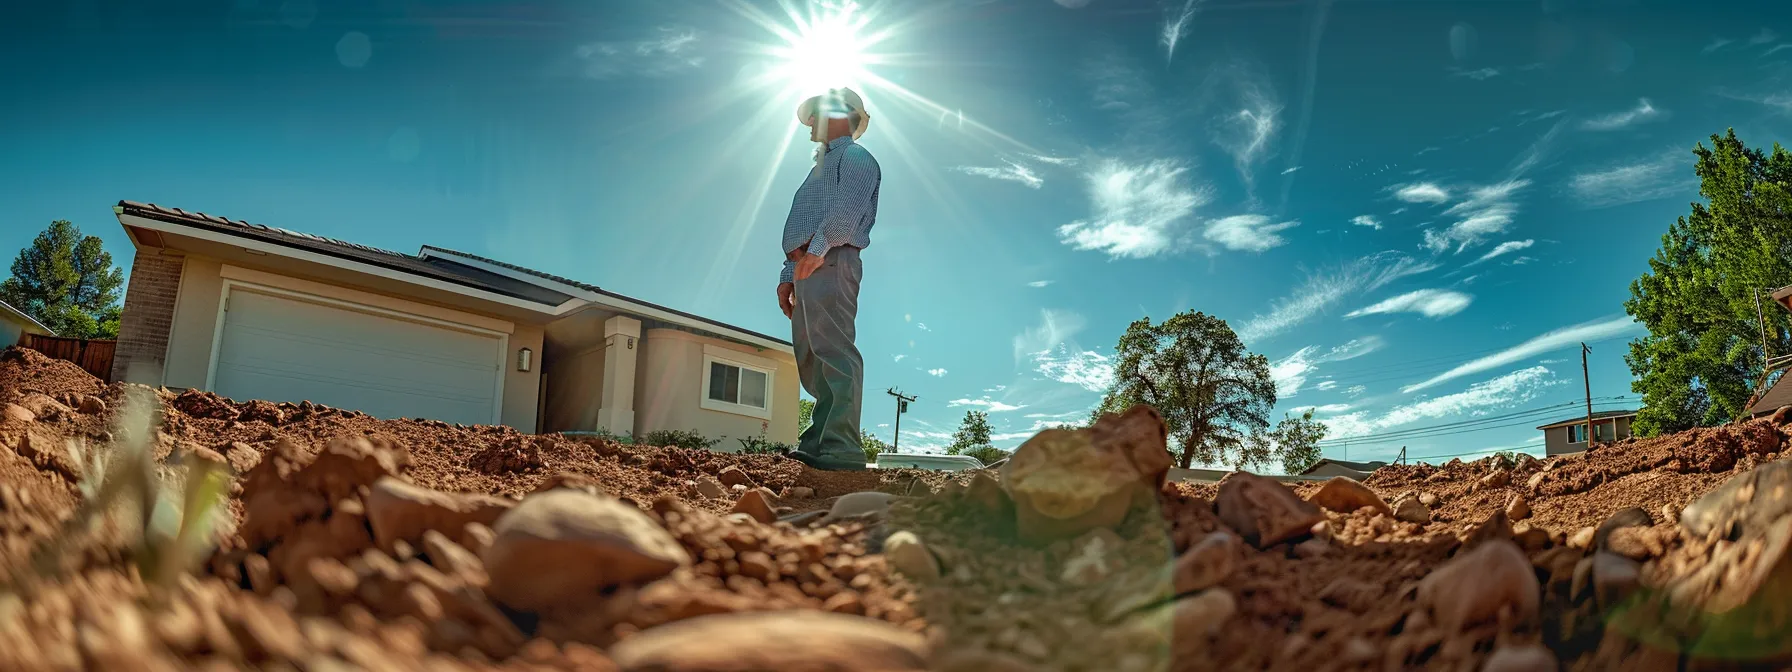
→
(804, 145, 881, 258)
(779, 258, 796, 284)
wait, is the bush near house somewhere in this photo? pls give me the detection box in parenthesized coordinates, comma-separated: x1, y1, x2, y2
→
(640, 429, 719, 452)
(963, 445, 1009, 467)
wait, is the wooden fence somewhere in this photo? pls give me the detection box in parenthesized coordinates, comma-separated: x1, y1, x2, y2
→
(20, 334, 116, 382)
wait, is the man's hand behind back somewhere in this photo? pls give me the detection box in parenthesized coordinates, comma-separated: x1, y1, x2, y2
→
(778, 282, 795, 318)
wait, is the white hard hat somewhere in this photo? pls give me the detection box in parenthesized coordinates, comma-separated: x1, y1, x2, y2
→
(797, 87, 871, 140)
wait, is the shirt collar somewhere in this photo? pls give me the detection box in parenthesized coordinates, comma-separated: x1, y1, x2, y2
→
(826, 135, 855, 151)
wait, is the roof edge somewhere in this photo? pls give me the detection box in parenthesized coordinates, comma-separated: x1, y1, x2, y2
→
(0, 299, 55, 336)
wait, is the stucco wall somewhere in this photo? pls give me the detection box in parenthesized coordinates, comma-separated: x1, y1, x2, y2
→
(1, 320, 22, 348)
(155, 254, 543, 431)
(634, 328, 799, 447)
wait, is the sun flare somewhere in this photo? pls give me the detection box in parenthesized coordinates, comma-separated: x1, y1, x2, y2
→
(763, 3, 880, 95)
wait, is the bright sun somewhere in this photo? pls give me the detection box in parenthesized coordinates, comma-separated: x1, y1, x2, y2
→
(765, 4, 877, 94)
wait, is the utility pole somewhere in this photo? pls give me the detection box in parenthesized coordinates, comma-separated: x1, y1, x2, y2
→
(1582, 342, 1595, 449)
(886, 388, 916, 453)
(1757, 288, 1772, 367)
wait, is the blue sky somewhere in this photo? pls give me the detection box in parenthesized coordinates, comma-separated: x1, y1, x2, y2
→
(6, 0, 1792, 468)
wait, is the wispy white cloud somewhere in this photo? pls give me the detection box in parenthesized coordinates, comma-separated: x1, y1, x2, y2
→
(1282, 166, 1301, 175)
(1023, 153, 1077, 166)
(918, 323, 931, 331)
(1315, 380, 1339, 391)
(1327, 366, 1562, 439)
(1469, 239, 1534, 266)
(1393, 182, 1451, 204)
(1569, 148, 1693, 208)
(985, 385, 1008, 393)
(1271, 337, 1384, 398)
(1768, 44, 1792, 57)
(1350, 215, 1382, 230)
(577, 28, 703, 79)
(1058, 159, 1210, 259)
(1204, 215, 1299, 252)
(954, 161, 1045, 189)
(1292, 403, 1352, 414)
(1402, 316, 1642, 393)
(1213, 82, 1283, 195)
(1751, 28, 1779, 46)
(892, 354, 907, 363)
(1013, 309, 1087, 363)
(1237, 253, 1437, 342)
(1161, 0, 1203, 63)
(949, 397, 1028, 412)
(1032, 346, 1116, 393)
(1581, 98, 1662, 131)
(1346, 289, 1473, 319)
(1704, 37, 1734, 53)
(927, 368, 948, 377)
(1450, 67, 1501, 80)
(1345, 385, 1367, 397)
(1027, 280, 1054, 288)
(1420, 122, 1561, 254)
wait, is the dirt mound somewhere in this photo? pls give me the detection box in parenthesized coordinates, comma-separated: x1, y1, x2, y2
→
(1, 343, 1789, 670)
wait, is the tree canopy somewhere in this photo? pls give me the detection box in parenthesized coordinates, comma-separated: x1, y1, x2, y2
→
(1, 220, 125, 339)
(1625, 129, 1792, 436)
(1272, 410, 1328, 475)
(946, 410, 994, 456)
(1095, 311, 1277, 468)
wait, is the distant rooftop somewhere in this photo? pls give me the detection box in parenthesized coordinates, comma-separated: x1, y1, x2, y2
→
(1535, 410, 1637, 430)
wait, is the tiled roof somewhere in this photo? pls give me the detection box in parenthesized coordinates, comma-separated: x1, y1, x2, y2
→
(1535, 410, 1637, 430)
(1750, 372, 1792, 416)
(117, 201, 574, 306)
(1300, 458, 1389, 475)
(421, 245, 602, 294)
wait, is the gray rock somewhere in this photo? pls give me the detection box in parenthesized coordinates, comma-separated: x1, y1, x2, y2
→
(481, 489, 690, 612)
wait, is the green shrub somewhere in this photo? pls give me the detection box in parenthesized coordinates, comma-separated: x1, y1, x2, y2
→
(640, 429, 719, 451)
(737, 435, 794, 455)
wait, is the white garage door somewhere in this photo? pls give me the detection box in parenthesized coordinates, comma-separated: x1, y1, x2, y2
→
(212, 288, 504, 425)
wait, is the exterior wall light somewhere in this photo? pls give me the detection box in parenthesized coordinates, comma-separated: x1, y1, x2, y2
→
(517, 347, 533, 372)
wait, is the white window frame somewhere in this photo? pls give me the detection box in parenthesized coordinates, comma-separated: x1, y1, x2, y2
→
(699, 345, 775, 420)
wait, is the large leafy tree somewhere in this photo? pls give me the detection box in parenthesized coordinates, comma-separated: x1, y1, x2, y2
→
(798, 398, 815, 435)
(1, 220, 124, 339)
(1095, 311, 1276, 468)
(1625, 130, 1792, 436)
(946, 410, 993, 455)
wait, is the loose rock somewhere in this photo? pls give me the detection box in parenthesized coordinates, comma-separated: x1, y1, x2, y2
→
(1506, 494, 1531, 522)
(821, 491, 901, 524)
(1417, 540, 1538, 632)
(1307, 477, 1391, 516)
(999, 406, 1170, 543)
(1, 403, 33, 424)
(607, 610, 928, 671)
(365, 478, 516, 551)
(1215, 472, 1325, 549)
(882, 531, 940, 582)
(717, 465, 757, 490)
(1173, 531, 1237, 594)
(1482, 643, 1558, 672)
(731, 488, 778, 525)
(1393, 496, 1431, 525)
(481, 489, 691, 612)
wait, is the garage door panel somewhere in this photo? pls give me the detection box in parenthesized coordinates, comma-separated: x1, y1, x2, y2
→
(213, 289, 501, 425)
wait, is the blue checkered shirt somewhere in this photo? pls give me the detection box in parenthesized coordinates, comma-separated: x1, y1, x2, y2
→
(780, 136, 881, 283)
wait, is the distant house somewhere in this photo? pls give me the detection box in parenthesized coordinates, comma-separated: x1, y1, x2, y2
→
(1537, 410, 1636, 456)
(1, 299, 54, 346)
(1299, 458, 1389, 481)
(108, 201, 798, 445)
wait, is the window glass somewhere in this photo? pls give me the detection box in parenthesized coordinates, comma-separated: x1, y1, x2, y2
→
(709, 362, 739, 404)
(740, 369, 768, 408)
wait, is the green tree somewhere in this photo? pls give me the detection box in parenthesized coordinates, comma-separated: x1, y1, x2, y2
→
(947, 410, 993, 455)
(1272, 410, 1328, 475)
(1, 220, 125, 339)
(1625, 130, 1792, 436)
(1095, 311, 1277, 468)
(797, 398, 815, 435)
(858, 429, 888, 463)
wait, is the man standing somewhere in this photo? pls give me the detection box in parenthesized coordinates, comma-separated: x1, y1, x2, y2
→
(778, 88, 880, 471)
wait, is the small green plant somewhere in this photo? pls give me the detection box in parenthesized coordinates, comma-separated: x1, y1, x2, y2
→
(737, 435, 794, 455)
(588, 427, 637, 445)
(963, 445, 1010, 467)
(857, 430, 888, 464)
(641, 428, 719, 451)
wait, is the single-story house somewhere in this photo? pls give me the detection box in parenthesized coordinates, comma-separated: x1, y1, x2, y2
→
(1536, 410, 1635, 456)
(109, 200, 799, 445)
(1298, 458, 1389, 481)
(1747, 284, 1792, 418)
(1, 299, 55, 346)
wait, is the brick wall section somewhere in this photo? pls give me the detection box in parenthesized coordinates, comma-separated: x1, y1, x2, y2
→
(110, 249, 186, 384)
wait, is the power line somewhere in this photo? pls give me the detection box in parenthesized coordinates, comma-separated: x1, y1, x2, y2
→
(1322, 402, 1636, 448)
(1314, 396, 1636, 445)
